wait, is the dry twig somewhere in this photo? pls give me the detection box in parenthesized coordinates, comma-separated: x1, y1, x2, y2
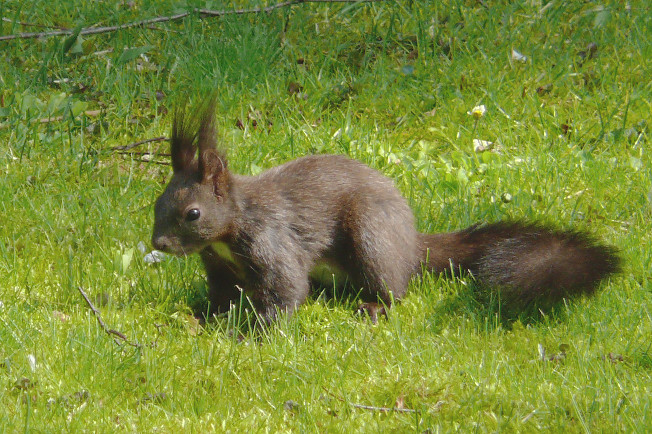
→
(0, 109, 101, 130)
(0, 0, 383, 42)
(350, 403, 417, 414)
(111, 136, 171, 165)
(1, 17, 69, 30)
(123, 158, 171, 166)
(321, 386, 420, 414)
(77, 286, 142, 348)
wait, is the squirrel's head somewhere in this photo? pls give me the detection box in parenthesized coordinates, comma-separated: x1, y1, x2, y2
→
(151, 101, 235, 256)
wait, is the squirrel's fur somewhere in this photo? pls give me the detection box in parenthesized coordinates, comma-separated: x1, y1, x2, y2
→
(152, 102, 620, 322)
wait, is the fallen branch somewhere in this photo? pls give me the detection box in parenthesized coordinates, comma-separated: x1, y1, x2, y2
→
(321, 386, 421, 414)
(0, 12, 189, 41)
(0, 0, 383, 42)
(121, 157, 171, 166)
(77, 286, 142, 348)
(1, 17, 69, 31)
(115, 151, 170, 157)
(351, 403, 417, 414)
(0, 109, 101, 130)
(114, 150, 172, 166)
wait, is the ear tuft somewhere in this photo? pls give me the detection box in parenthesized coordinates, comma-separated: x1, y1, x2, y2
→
(198, 97, 218, 155)
(170, 95, 228, 176)
(170, 106, 197, 173)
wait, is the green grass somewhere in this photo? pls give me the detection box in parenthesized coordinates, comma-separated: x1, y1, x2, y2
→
(1, 0, 650, 431)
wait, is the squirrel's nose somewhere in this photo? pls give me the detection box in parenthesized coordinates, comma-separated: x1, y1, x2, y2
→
(152, 236, 169, 252)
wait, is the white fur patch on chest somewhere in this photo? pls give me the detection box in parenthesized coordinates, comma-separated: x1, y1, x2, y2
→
(211, 241, 246, 280)
(211, 241, 236, 263)
(211, 242, 349, 288)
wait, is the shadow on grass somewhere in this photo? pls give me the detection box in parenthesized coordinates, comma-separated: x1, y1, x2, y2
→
(188, 279, 387, 337)
(184, 273, 584, 337)
(431, 278, 575, 331)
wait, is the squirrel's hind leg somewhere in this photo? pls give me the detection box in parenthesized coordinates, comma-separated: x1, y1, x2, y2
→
(342, 201, 420, 315)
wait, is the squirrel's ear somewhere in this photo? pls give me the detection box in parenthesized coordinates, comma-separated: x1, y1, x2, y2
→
(170, 109, 196, 173)
(198, 148, 228, 194)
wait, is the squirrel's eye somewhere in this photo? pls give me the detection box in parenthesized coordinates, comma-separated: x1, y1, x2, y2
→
(186, 208, 201, 221)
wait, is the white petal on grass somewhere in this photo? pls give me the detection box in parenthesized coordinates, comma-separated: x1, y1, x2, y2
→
(144, 250, 166, 264)
(473, 139, 494, 152)
(0, 300, 4, 309)
(512, 48, 527, 62)
(538, 343, 546, 361)
(137, 241, 148, 254)
(468, 104, 486, 119)
(28, 354, 37, 372)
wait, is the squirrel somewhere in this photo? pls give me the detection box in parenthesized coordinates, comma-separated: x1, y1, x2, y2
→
(151, 101, 620, 324)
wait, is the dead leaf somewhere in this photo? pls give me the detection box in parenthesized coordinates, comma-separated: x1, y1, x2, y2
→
(13, 377, 36, 391)
(604, 353, 624, 363)
(287, 82, 303, 95)
(423, 108, 437, 117)
(53, 310, 70, 322)
(536, 84, 553, 96)
(546, 343, 568, 362)
(578, 42, 598, 64)
(48, 390, 90, 409)
(141, 392, 167, 404)
(184, 314, 201, 336)
(561, 123, 571, 136)
(432, 400, 445, 411)
(247, 109, 262, 129)
(283, 400, 300, 413)
(71, 83, 90, 94)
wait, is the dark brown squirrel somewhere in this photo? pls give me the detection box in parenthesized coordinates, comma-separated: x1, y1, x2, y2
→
(151, 102, 620, 323)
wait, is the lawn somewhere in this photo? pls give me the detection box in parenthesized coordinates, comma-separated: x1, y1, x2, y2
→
(0, 0, 650, 431)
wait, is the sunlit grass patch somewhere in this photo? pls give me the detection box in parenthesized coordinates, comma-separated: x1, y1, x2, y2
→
(0, 0, 649, 431)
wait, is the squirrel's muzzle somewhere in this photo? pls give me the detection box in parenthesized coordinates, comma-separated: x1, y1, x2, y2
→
(152, 235, 170, 252)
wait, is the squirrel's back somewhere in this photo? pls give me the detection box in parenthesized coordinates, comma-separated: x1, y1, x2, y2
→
(252, 154, 405, 204)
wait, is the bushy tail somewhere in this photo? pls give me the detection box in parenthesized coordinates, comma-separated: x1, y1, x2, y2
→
(419, 222, 620, 304)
